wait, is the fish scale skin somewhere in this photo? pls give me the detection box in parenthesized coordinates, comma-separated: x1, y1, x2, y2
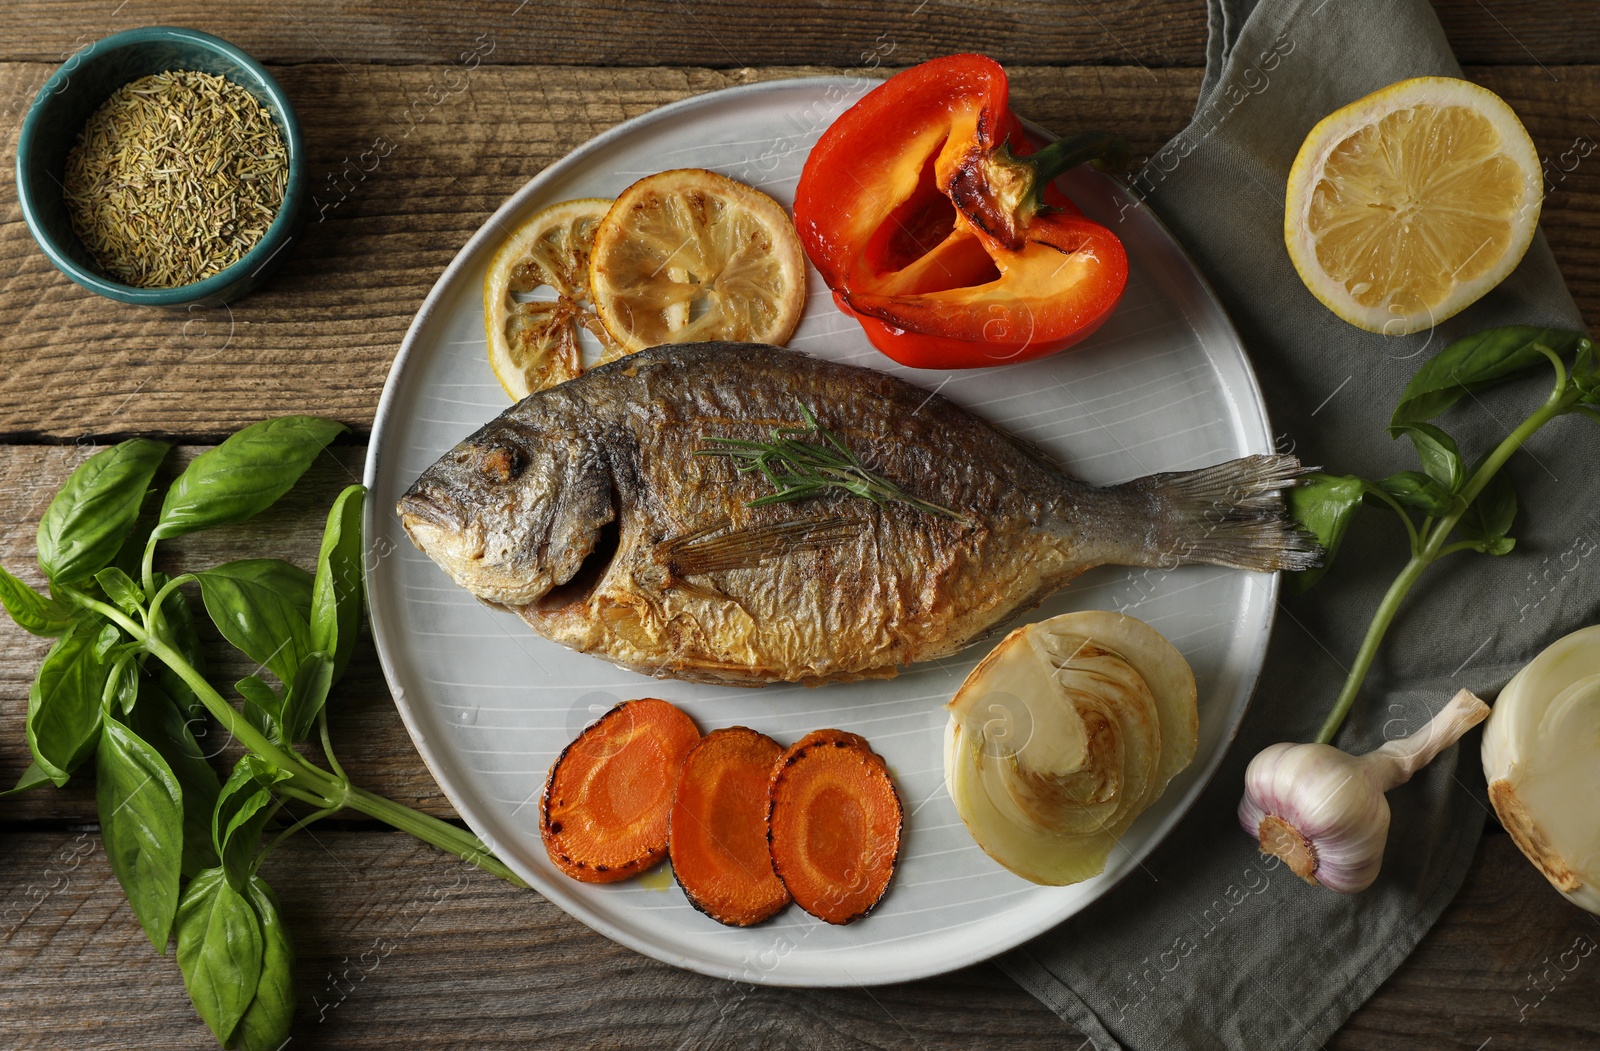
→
(399, 342, 1289, 686)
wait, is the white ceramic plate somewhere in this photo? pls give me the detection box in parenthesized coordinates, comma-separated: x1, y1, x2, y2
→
(364, 77, 1276, 987)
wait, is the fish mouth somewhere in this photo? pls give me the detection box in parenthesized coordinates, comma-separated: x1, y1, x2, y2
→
(396, 489, 467, 533)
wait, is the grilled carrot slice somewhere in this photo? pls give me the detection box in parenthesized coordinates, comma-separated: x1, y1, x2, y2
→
(767, 728, 903, 924)
(669, 726, 792, 926)
(540, 698, 700, 883)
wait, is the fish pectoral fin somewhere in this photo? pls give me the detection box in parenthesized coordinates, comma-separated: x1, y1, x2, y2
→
(668, 577, 737, 604)
(655, 517, 860, 576)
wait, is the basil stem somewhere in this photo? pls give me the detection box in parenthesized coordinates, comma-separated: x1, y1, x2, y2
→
(1313, 359, 1584, 745)
(63, 586, 525, 886)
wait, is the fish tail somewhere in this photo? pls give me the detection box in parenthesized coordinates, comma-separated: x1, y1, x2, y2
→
(1115, 454, 1322, 573)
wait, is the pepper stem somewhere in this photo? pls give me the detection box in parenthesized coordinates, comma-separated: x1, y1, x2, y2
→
(948, 131, 1129, 251)
(1015, 131, 1132, 188)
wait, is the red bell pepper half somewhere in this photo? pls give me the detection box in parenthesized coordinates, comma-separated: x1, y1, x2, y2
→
(794, 54, 1130, 370)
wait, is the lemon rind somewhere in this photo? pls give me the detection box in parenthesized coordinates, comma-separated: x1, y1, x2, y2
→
(484, 197, 614, 401)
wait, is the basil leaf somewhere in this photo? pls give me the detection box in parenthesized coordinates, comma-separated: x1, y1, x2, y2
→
(93, 567, 145, 615)
(107, 654, 140, 715)
(0, 566, 77, 636)
(1390, 327, 1591, 433)
(37, 439, 169, 585)
(130, 679, 222, 878)
(92, 622, 122, 663)
(196, 559, 314, 686)
(1458, 461, 1518, 556)
(151, 573, 208, 720)
(96, 712, 185, 951)
(234, 675, 284, 743)
(0, 761, 53, 798)
(153, 416, 347, 541)
(1285, 473, 1368, 592)
(284, 652, 334, 745)
(1574, 339, 1600, 402)
(1396, 423, 1464, 492)
(1376, 471, 1455, 516)
(213, 756, 293, 889)
(232, 877, 295, 1051)
(26, 620, 111, 785)
(176, 867, 264, 1046)
(109, 492, 158, 584)
(310, 485, 366, 684)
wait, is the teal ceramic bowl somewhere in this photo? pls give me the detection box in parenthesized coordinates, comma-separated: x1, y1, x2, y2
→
(15, 26, 305, 308)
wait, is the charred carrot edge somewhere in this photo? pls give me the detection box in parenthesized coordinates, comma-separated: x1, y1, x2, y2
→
(540, 698, 701, 884)
(668, 726, 792, 927)
(767, 728, 903, 925)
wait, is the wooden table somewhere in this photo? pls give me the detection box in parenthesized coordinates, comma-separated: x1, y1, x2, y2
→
(3, 3, 1598, 1048)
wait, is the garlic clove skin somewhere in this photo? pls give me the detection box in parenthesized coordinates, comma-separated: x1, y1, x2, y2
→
(1239, 742, 1392, 893)
(1239, 689, 1489, 894)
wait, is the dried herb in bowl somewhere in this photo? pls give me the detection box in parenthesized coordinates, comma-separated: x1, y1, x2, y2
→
(62, 70, 288, 289)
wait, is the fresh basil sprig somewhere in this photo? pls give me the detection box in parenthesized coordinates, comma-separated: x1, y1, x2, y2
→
(98, 711, 186, 949)
(310, 483, 365, 682)
(129, 679, 221, 878)
(1288, 326, 1599, 745)
(1388, 326, 1593, 431)
(0, 416, 524, 1050)
(152, 416, 346, 543)
(234, 877, 295, 1050)
(195, 560, 315, 695)
(27, 619, 113, 785)
(0, 567, 76, 636)
(37, 439, 168, 586)
(176, 866, 265, 1045)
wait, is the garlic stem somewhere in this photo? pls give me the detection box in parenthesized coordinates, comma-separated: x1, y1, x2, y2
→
(1365, 688, 1491, 789)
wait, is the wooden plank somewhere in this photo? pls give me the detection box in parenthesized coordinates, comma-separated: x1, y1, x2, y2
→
(0, 828, 1080, 1049)
(0, 61, 1197, 440)
(0, 445, 456, 820)
(0, 2, 1588, 69)
(1331, 834, 1600, 1050)
(1, 61, 1595, 442)
(1, 829, 1593, 1049)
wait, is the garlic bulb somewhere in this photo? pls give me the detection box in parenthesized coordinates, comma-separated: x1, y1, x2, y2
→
(1239, 688, 1489, 893)
(945, 611, 1197, 886)
(1482, 625, 1600, 914)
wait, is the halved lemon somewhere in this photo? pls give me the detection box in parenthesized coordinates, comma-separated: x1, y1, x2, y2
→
(485, 197, 622, 401)
(1285, 76, 1542, 336)
(589, 169, 806, 352)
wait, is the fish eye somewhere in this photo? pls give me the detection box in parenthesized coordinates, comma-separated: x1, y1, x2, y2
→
(475, 443, 526, 484)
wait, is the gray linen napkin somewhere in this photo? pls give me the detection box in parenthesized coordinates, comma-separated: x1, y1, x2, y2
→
(1000, 2, 1596, 1048)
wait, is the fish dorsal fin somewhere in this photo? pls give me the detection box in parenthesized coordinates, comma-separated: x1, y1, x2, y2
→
(656, 517, 860, 576)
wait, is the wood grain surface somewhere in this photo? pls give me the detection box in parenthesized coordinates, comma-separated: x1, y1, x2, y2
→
(0, 446, 454, 822)
(0, 59, 1596, 440)
(3, 2, 1599, 1049)
(0, 1, 1593, 67)
(2, 830, 1593, 1049)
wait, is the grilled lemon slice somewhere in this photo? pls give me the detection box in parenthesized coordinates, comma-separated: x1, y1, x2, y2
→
(589, 169, 806, 353)
(1284, 77, 1542, 336)
(485, 197, 621, 401)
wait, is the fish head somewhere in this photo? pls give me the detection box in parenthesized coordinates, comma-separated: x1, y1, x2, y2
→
(397, 416, 617, 607)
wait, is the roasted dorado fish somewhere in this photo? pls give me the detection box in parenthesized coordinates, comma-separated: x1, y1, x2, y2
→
(399, 342, 1316, 685)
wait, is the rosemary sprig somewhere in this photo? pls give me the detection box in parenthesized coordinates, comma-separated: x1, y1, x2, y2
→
(696, 403, 972, 523)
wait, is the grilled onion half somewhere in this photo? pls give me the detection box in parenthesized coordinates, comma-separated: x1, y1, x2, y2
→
(1482, 624, 1600, 914)
(944, 611, 1198, 886)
